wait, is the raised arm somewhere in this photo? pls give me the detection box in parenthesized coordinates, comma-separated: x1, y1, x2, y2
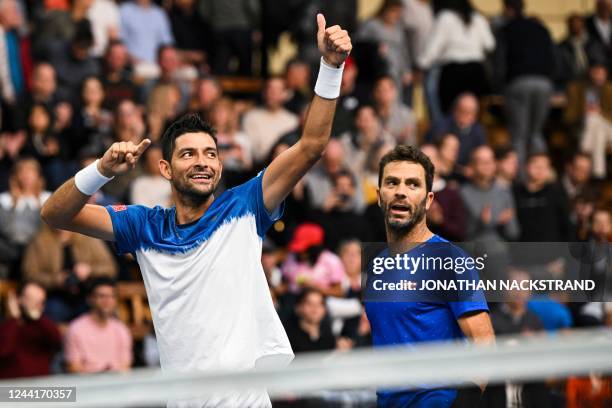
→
(262, 14, 352, 212)
(40, 139, 151, 241)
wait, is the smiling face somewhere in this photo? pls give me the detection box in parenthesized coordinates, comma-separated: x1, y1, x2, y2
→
(377, 161, 433, 237)
(160, 132, 222, 204)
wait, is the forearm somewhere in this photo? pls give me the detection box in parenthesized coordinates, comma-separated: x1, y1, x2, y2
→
(40, 179, 90, 228)
(298, 95, 337, 160)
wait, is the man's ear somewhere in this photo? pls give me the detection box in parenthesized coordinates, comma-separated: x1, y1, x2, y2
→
(425, 191, 434, 210)
(376, 188, 381, 208)
(159, 160, 171, 181)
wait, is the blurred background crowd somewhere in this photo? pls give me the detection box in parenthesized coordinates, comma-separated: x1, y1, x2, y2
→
(0, 0, 611, 406)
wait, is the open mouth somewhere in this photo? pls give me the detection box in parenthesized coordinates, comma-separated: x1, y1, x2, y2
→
(189, 173, 213, 183)
(390, 203, 411, 215)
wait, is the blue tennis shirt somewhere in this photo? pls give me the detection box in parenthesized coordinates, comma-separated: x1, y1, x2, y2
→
(364, 234, 489, 407)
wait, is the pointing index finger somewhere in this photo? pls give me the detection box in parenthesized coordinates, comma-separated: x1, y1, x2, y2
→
(136, 138, 152, 155)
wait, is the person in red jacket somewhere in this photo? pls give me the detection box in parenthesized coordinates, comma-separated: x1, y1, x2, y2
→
(0, 282, 62, 378)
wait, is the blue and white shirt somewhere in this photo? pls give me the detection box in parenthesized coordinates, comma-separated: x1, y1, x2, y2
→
(106, 170, 294, 374)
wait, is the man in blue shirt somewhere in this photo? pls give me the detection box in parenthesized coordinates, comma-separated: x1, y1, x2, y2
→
(365, 145, 495, 407)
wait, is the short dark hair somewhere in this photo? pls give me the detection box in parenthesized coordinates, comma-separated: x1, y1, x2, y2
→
(17, 281, 44, 296)
(160, 113, 217, 161)
(87, 277, 116, 296)
(378, 145, 435, 192)
(296, 288, 325, 306)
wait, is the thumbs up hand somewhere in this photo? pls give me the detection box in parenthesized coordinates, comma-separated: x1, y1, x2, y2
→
(316, 13, 352, 67)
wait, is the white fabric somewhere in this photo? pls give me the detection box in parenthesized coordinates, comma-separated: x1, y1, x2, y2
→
(314, 58, 345, 99)
(581, 112, 612, 178)
(74, 160, 114, 195)
(135, 215, 293, 407)
(418, 11, 495, 69)
(87, 0, 121, 57)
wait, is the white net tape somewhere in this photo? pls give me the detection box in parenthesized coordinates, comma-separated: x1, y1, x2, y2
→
(2, 327, 612, 407)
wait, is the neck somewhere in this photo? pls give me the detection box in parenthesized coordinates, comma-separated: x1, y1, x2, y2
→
(526, 180, 545, 192)
(174, 192, 215, 225)
(387, 221, 433, 255)
(299, 320, 320, 339)
(90, 312, 109, 326)
(473, 177, 494, 189)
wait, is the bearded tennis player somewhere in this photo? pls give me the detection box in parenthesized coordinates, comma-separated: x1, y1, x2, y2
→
(41, 14, 351, 407)
(364, 145, 495, 407)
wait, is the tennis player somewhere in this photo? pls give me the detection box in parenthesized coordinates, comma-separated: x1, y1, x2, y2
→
(41, 14, 351, 407)
(365, 145, 495, 407)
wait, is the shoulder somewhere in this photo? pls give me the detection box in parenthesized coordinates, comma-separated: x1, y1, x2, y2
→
(437, 10, 461, 24)
(0, 192, 12, 209)
(111, 318, 132, 336)
(67, 314, 90, 333)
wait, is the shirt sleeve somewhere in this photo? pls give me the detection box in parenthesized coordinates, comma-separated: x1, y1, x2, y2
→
(64, 324, 85, 367)
(105, 205, 150, 254)
(447, 245, 489, 319)
(231, 168, 284, 238)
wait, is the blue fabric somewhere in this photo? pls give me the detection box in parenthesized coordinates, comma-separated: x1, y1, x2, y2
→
(527, 296, 573, 333)
(5, 31, 23, 94)
(365, 234, 489, 407)
(106, 169, 283, 255)
(119, 2, 174, 63)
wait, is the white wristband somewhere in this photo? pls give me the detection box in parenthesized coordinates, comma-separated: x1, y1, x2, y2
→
(74, 159, 114, 196)
(314, 57, 344, 99)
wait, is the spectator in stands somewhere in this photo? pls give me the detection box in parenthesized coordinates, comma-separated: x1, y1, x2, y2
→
(101, 41, 136, 110)
(242, 77, 298, 164)
(372, 75, 415, 143)
(495, 0, 556, 171)
(32, 0, 92, 59)
(431, 92, 486, 167)
(435, 133, 464, 182)
(562, 152, 595, 202)
(557, 14, 590, 87)
(331, 56, 361, 136)
(261, 238, 286, 309)
(168, 0, 209, 68)
(87, 0, 120, 58)
(591, 208, 611, 242)
(189, 76, 222, 120)
(313, 170, 369, 251)
(71, 76, 113, 157)
(402, 0, 434, 63)
(421, 144, 466, 241)
(362, 142, 394, 242)
(65, 278, 133, 373)
(491, 269, 543, 335)
(284, 59, 311, 115)
(495, 146, 519, 188)
(129, 143, 171, 207)
(0, 158, 50, 276)
(418, 0, 495, 114)
(305, 139, 363, 213)
(527, 291, 573, 333)
(16, 63, 64, 130)
(357, 0, 412, 100)
(199, 0, 259, 76)
(573, 192, 597, 242)
(0, 282, 62, 378)
(102, 100, 145, 201)
(461, 146, 520, 242)
(282, 223, 346, 297)
(564, 56, 612, 178)
(22, 225, 118, 322)
(285, 289, 337, 353)
(339, 105, 394, 180)
(585, 0, 612, 68)
(0, 0, 30, 105)
(119, 0, 174, 76)
(514, 153, 573, 242)
(49, 22, 100, 99)
(209, 98, 252, 177)
(141, 45, 191, 114)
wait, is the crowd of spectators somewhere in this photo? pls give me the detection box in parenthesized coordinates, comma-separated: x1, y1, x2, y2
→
(0, 0, 611, 405)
